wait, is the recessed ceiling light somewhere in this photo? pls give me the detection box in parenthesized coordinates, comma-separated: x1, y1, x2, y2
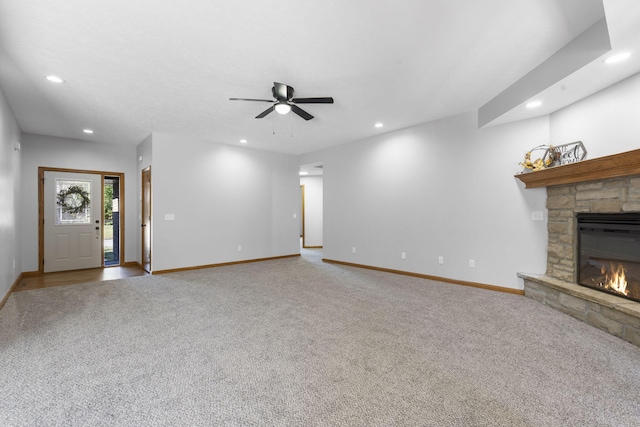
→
(83, 129, 94, 134)
(299, 171, 309, 176)
(526, 100, 542, 109)
(46, 75, 65, 83)
(604, 52, 631, 64)
(374, 122, 384, 128)
(240, 139, 247, 144)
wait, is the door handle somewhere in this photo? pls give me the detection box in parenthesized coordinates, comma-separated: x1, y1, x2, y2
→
(141, 224, 147, 227)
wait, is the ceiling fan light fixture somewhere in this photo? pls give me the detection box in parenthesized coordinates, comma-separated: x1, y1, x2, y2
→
(275, 102, 292, 115)
(230, 83, 331, 121)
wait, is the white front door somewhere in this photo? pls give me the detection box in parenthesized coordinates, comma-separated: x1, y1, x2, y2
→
(44, 171, 103, 272)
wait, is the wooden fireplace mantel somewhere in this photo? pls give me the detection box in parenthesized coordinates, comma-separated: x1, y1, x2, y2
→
(515, 148, 640, 188)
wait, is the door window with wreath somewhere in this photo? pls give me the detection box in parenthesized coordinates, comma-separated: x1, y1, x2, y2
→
(55, 180, 92, 225)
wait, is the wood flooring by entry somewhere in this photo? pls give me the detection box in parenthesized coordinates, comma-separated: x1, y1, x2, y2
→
(14, 265, 148, 292)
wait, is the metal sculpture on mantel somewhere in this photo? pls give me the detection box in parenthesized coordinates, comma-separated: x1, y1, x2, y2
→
(520, 141, 586, 172)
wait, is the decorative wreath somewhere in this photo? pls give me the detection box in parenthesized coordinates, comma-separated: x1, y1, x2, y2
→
(57, 185, 91, 214)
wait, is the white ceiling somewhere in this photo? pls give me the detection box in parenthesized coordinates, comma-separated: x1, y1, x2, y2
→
(0, 0, 639, 156)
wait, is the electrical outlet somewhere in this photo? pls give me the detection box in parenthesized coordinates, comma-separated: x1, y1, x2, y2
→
(352, 247, 356, 253)
(401, 252, 406, 260)
(237, 245, 242, 252)
(438, 256, 444, 264)
(469, 259, 475, 268)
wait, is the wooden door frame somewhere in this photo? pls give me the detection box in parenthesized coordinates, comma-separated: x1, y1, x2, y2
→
(38, 167, 126, 274)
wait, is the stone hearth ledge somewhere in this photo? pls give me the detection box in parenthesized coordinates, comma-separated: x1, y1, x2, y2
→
(519, 273, 640, 347)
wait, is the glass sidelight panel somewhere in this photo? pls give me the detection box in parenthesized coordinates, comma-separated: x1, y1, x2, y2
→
(104, 176, 121, 266)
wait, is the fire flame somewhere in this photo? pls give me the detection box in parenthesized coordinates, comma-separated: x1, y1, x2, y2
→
(600, 263, 629, 296)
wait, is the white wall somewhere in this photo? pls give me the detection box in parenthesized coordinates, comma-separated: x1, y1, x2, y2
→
(301, 112, 550, 290)
(300, 176, 323, 247)
(11, 69, 639, 288)
(149, 134, 300, 271)
(550, 71, 640, 157)
(298, 71, 640, 291)
(0, 86, 22, 300)
(20, 134, 138, 272)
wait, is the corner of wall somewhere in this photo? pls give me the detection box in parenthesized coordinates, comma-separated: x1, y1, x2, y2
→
(0, 84, 23, 303)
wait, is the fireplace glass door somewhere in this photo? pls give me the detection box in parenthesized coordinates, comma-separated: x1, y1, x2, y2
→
(577, 213, 640, 303)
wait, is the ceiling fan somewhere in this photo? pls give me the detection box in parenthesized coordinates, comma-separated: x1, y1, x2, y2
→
(230, 82, 334, 121)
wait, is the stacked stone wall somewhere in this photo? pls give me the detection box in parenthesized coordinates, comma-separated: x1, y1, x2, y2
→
(546, 176, 640, 282)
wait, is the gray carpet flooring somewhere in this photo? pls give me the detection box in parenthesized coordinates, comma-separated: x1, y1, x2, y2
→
(1, 248, 639, 426)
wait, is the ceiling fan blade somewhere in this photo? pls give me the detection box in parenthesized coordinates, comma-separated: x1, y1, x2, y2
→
(291, 97, 334, 104)
(291, 105, 314, 121)
(229, 97, 274, 102)
(255, 105, 275, 118)
(273, 82, 293, 100)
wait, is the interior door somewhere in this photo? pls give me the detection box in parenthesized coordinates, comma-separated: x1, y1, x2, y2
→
(44, 171, 103, 272)
(142, 167, 152, 273)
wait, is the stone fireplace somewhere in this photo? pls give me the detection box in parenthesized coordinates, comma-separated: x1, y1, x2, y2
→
(516, 149, 640, 346)
(545, 177, 640, 283)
